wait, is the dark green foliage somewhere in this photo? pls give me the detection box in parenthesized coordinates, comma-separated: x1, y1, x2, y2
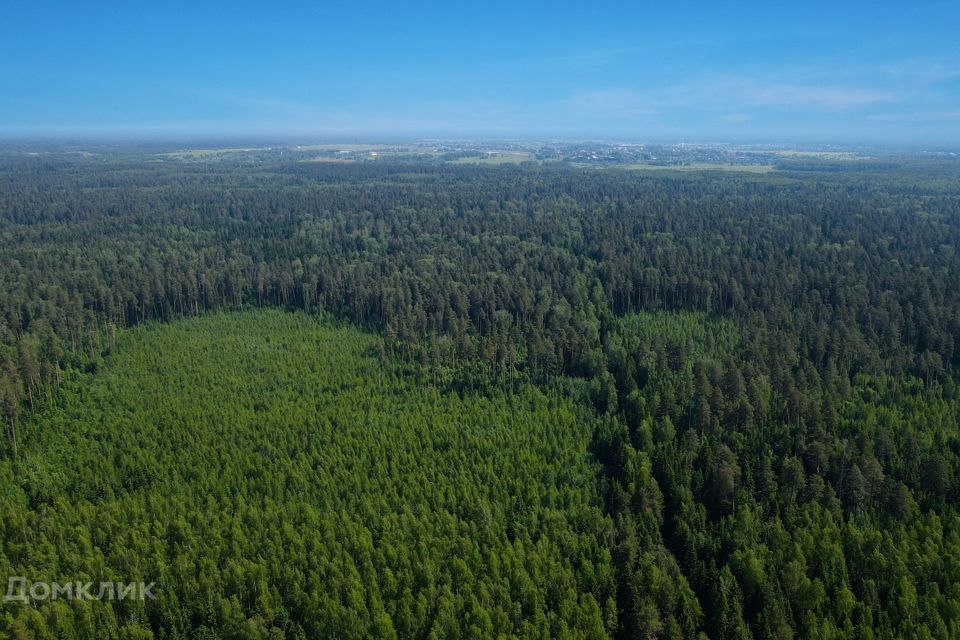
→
(597, 310, 960, 639)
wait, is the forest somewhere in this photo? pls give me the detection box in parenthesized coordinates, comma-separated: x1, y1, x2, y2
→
(1, 151, 960, 639)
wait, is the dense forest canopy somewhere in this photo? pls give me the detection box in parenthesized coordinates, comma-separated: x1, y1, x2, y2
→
(2, 310, 614, 639)
(1, 151, 960, 639)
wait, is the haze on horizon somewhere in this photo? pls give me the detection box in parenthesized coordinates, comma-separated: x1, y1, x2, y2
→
(2, 0, 958, 146)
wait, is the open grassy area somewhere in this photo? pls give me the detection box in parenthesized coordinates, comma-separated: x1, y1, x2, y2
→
(450, 152, 535, 165)
(159, 147, 272, 159)
(291, 144, 389, 152)
(764, 150, 861, 160)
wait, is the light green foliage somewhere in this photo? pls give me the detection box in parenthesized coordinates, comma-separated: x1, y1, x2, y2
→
(0, 310, 614, 639)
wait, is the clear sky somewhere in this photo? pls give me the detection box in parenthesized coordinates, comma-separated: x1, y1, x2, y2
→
(2, 1, 958, 144)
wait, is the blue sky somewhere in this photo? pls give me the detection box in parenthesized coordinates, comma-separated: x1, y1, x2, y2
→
(2, 1, 958, 144)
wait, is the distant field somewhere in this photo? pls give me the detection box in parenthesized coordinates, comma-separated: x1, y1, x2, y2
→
(292, 143, 389, 152)
(369, 149, 444, 158)
(764, 150, 861, 160)
(160, 147, 270, 159)
(618, 162, 776, 173)
(303, 156, 357, 163)
(450, 152, 534, 165)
